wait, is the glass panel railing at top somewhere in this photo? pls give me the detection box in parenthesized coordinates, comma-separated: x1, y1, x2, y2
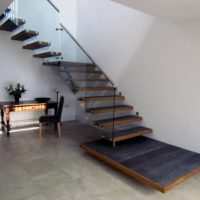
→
(60, 27, 92, 64)
(8, 0, 60, 55)
(51, 24, 118, 144)
(57, 24, 95, 98)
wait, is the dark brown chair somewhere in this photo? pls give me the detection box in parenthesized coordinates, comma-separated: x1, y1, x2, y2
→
(39, 96, 64, 138)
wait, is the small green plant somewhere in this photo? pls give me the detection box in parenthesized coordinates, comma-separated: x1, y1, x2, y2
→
(5, 83, 26, 102)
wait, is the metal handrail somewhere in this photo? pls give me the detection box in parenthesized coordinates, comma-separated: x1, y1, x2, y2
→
(46, 0, 60, 12)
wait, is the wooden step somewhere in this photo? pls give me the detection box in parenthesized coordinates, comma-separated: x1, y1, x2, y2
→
(61, 61, 95, 67)
(87, 105, 133, 114)
(78, 95, 125, 102)
(0, 18, 25, 32)
(0, 8, 11, 21)
(33, 51, 61, 58)
(79, 87, 115, 91)
(23, 41, 50, 50)
(68, 69, 101, 74)
(11, 30, 39, 41)
(43, 61, 61, 66)
(43, 61, 95, 67)
(109, 126, 153, 142)
(72, 78, 108, 82)
(94, 115, 143, 128)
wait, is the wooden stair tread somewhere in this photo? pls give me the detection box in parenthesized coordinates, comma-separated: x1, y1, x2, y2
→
(61, 61, 95, 67)
(23, 41, 50, 50)
(11, 30, 39, 41)
(33, 51, 61, 58)
(43, 61, 95, 67)
(0, 8, 11, 21)
(79, 87, 115, 91)
(110, 126, 153, 142)
(0, 13, 6, 21)
(43, 61, 61, 66)
(68, 69, 101, 74)
(87, 105, 133, 114)
(78, 95, 125, 102)
(0, 18, 25, 32)
(73, 78, 108, 82)
(95, 115, 143, 127)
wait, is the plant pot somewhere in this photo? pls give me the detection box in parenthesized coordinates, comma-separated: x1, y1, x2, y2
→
(14, 96, 20, 104)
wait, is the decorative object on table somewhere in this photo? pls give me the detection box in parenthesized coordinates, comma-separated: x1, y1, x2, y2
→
(34, 97, 50, 103)
(54, 88, 60, 103)
(5, 83, 26, 104)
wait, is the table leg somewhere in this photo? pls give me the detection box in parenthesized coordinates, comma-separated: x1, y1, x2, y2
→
(54, 105, 58, 116)
(5, 108, 10, 137)
(6, 119, 10, 137)
(0, 108, 5, 131)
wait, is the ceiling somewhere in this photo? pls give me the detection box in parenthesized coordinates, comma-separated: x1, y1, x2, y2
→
(112, 0, 200, 23)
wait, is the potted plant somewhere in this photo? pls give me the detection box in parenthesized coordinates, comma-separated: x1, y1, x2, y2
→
(5, 83, 27, 103)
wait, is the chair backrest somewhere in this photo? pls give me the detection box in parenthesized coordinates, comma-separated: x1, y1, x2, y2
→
(56, 96, 64, 121)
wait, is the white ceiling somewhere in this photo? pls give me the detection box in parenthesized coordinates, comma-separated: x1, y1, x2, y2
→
(112, 0, 200, 23)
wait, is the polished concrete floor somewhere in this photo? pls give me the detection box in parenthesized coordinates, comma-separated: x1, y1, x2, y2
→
(0, 120, 200, 200)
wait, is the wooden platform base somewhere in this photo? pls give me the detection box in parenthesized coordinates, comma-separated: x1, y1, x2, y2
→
(80, 137, 200, 193)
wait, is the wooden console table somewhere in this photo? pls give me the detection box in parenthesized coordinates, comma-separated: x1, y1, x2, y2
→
(0, 100, 57, 137)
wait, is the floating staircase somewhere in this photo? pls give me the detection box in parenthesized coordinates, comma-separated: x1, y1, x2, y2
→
(0, 8, 61, 62)
(1, 1, 200, 194)
(0, 6, 153, 145)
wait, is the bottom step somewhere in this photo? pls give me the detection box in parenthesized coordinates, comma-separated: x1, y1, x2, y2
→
(108, 126, 153, 142)
(81, 137, 200, 193)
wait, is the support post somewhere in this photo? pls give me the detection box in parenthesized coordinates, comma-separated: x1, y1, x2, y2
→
(112, 87, 117, 147)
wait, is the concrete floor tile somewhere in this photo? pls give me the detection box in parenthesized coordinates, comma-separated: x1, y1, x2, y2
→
(0, 121, 200, 200)
(18, 193, 47, 200)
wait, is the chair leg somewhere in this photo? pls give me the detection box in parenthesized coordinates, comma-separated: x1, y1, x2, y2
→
(39, 123, 42, 139)
(57, 122, 61, 138)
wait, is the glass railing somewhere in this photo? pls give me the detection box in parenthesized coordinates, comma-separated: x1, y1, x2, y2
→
(3, 0, 120, 146)
(54, 23, 119, 147)
(8, 0, 60, 55)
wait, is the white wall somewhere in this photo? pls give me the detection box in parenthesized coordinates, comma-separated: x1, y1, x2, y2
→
(73, 0, 200, 153)
(112, 0, 200, 23)
(177, 17, 200, 43)
(51, 0, 77, 36)
(0, 30, 76, 122)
